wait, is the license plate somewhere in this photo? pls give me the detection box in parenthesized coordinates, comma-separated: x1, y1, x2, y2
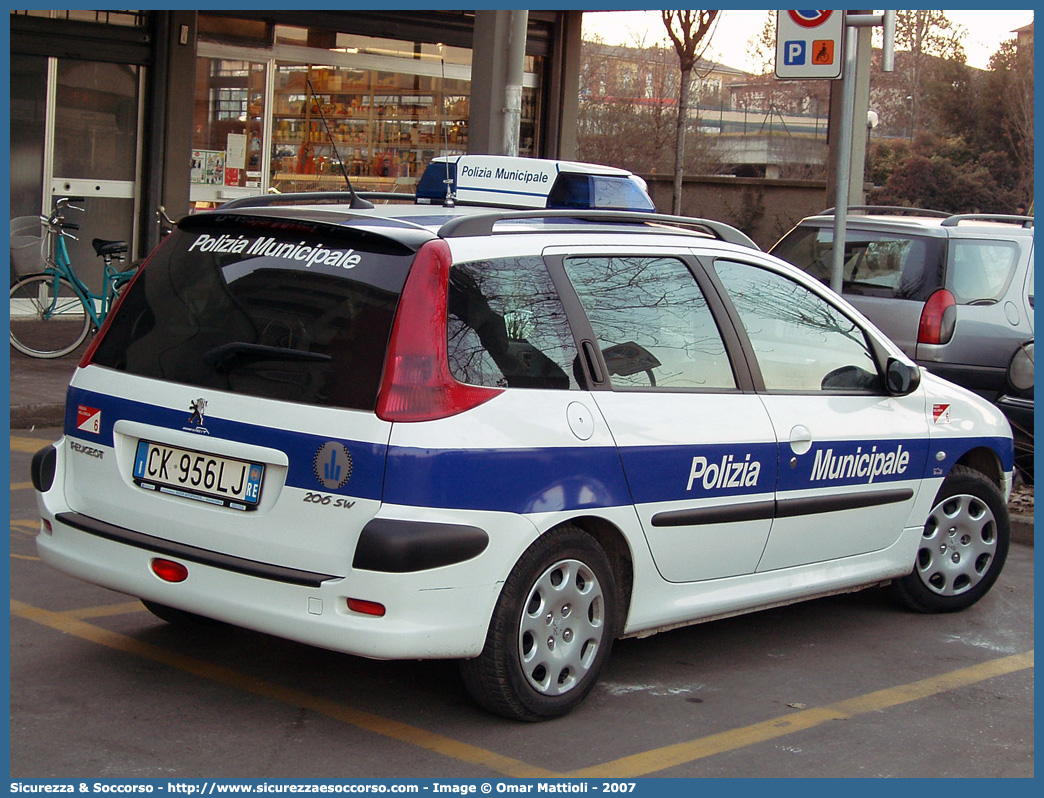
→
(132, 440, 264, 510)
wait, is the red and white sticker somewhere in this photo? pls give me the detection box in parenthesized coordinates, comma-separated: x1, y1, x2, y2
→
(932, 404, 951, 424)
(77, 405, 102, 434)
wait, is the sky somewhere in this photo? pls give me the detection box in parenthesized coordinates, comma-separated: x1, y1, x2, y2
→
(581, 9, 1034, 73)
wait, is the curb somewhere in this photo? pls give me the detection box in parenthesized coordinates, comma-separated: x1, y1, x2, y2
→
(1010, 514, 1034, 548)
(11, 403, 65, 431)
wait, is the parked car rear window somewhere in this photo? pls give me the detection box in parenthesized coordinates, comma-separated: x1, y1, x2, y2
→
(91, 216, 415, 411)
(773, 227, 945, 302)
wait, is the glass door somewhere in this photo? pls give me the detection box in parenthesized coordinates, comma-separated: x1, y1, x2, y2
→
(47, 58, 143, 292)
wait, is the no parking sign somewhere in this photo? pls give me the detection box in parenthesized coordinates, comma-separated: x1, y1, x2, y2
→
(775, 9, 844, 79)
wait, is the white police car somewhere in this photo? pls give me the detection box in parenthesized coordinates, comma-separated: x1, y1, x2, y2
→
(32, 158, 1014, 721)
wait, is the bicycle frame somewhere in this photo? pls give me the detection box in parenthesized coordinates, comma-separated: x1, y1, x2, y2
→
(40, 220, 134, 331)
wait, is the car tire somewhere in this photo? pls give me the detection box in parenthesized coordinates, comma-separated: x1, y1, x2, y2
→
(141, 599, 218, 627)
(893, 465, 1009, 613)
(459, 526, 617, 722)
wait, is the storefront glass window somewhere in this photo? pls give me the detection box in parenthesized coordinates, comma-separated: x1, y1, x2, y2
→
(191, 24, 543, 201)
(192, 58, 267, 201)
(270, 62, 470, 193)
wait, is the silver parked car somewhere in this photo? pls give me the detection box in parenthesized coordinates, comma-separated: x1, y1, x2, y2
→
(771, 207, 1034, 481)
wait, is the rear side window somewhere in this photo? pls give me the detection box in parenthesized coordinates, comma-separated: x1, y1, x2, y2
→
(447, 257, 580, 390)
(91, 216, 415, 411)
(773, 226, 944, 302)
(948, 239, 1020, 304)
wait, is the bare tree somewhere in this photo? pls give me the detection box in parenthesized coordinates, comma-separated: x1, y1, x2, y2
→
(892, 10, 966, 137)
(661, 10, 719, 214)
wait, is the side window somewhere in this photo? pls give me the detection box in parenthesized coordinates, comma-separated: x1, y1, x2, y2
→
(948, 240, 1020, 304)
(447, 257, 580, 390)
(564, 256, 736, 391)
(715, 259, 883, 394)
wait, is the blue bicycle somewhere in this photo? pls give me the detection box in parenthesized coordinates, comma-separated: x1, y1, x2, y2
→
(9, 196, 135, 358)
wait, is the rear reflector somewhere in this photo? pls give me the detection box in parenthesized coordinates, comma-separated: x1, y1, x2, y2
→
(151, 558, 189, 583)
(347, 598, 386, 617)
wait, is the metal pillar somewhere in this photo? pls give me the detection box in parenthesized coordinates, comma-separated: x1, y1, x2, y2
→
(468, 9, 528, 155)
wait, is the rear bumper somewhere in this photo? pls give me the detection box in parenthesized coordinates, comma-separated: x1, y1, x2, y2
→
(33, 480, 500, 660)
(36, 514, 495, 660)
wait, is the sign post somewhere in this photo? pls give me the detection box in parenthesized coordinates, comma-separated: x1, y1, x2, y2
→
(775, 10, 895, 292)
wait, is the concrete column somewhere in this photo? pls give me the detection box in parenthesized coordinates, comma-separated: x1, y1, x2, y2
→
(468, 10, 528, 155)
(159, 11, 196, 220)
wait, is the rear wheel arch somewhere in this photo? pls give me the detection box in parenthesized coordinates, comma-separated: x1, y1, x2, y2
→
(560, 515, 634, 636)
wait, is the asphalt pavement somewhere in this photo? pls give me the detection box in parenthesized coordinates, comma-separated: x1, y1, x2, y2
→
(8, 345, 1033, 545)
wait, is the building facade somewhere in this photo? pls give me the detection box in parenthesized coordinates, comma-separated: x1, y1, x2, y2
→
(10, 9, 583, 281)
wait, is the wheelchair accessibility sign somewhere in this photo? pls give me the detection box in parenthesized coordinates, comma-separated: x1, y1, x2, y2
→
(775, 10, 844, 79)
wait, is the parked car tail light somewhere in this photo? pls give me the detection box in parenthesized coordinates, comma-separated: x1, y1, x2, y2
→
(376, 239, 502, 422)
(918, 289, 957, 346)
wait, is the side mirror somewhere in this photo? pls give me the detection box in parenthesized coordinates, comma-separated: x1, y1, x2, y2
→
(886, 358, 921, 396)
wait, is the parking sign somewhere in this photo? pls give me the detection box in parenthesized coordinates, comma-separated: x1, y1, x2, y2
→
(775, 10, 844, 79)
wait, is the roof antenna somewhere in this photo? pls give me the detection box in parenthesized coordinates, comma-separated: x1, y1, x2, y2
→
(306, 75, 372, 209)
(439, 44, 455, 208)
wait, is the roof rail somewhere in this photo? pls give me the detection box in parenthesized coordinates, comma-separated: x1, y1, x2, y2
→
(357, 191, 417, 203)
(437, 210, 759, 249)
(819, 205, 950, 218)
(218, 191, 374, 210)
(941, 213, 1034, 229)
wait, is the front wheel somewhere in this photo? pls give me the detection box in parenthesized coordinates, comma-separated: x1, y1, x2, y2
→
(460, 526, 617, 721)
(893, 465, 1010, 613)
(10, 273, 92, 358)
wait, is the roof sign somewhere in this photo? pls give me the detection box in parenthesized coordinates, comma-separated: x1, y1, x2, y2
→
(415, 155, 655, 212)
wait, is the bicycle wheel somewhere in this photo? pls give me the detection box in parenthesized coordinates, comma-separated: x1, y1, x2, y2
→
(10, 273, 92, 358)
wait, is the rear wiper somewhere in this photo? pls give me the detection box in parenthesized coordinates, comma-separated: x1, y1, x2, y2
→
(203, 342, 331, 372)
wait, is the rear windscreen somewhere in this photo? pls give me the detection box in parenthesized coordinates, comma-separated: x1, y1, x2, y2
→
(91, 215, 416, 411)
(772, 226, 944, 302)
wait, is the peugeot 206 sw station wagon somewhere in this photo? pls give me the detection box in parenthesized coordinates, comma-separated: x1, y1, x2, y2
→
(33, 158, 1015, 721)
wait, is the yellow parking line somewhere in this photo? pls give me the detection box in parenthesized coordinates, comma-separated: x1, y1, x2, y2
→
(568, 650, 1034, 777)
(11, 482, 34, 491)
(11, 436, 51, 453)
(10, 596, 1032, 777)
(11, 553, 40, 561)
(9, 599, 557, 778)
(66, 600, 149, 620)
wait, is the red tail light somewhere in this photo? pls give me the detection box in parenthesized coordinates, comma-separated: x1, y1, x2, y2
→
(918, 289, 957, 346)
(78, 253, 152, 368)
(376, 239, 502, 422)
